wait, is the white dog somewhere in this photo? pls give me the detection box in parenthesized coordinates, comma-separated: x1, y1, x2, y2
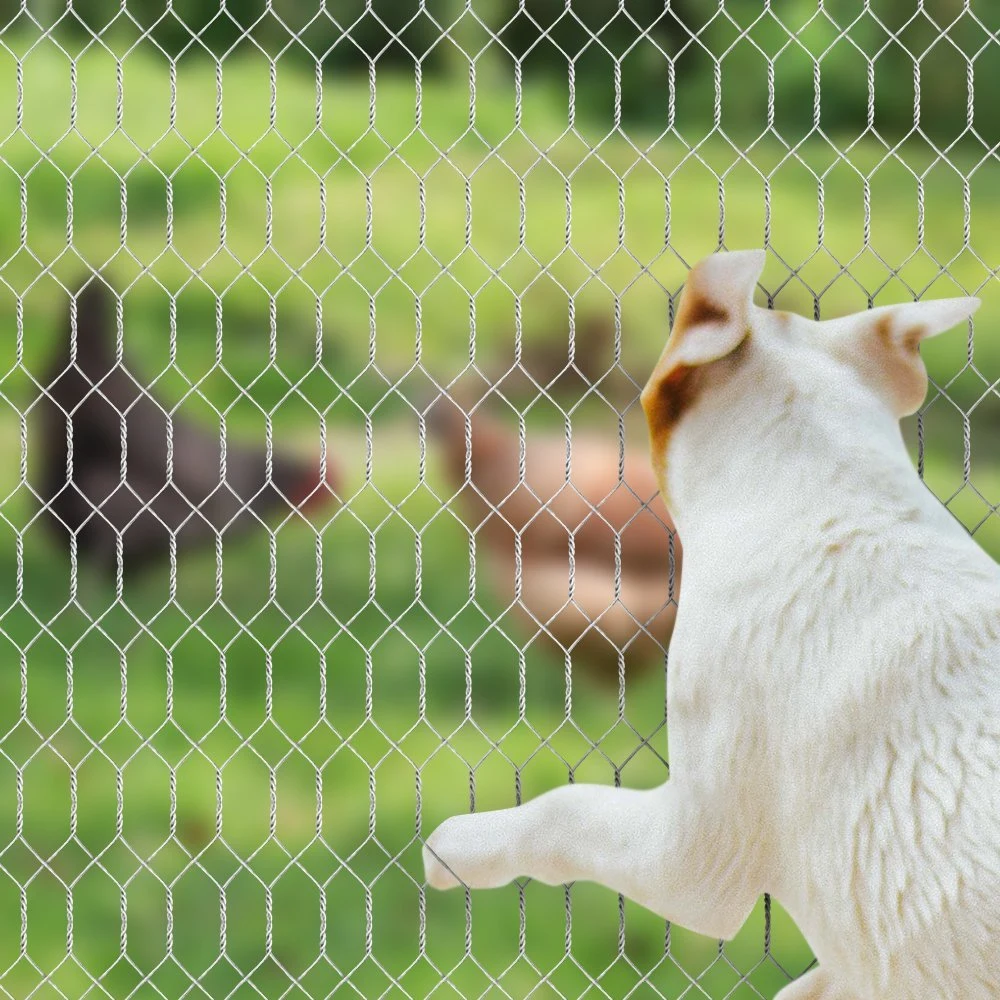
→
(423, 250, 1000, 998)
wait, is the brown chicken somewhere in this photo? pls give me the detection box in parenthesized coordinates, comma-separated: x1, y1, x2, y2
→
(34, 279, 340, 577)
(429, 395, 680, 679)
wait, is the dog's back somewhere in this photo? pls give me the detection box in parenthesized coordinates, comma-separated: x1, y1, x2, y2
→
(771, 525, 1000, 997)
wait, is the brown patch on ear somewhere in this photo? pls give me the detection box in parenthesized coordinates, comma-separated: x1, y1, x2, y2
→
(874, 314, 926, 354)
(873, 315, 892, 339)
(642, 363, 704, 479)
(867, 315, 929, 416)
(899, 325, 926, 353)
(674, 291, 729, 337)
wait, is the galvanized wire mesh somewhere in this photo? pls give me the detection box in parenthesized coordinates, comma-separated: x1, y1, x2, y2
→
(0, 1, 997, 998)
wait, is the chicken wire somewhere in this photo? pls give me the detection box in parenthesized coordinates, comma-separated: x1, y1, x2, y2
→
(0, 1, 997, 998)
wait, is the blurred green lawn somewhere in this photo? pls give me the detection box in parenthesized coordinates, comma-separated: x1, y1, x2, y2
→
(0, 32, 995, 999)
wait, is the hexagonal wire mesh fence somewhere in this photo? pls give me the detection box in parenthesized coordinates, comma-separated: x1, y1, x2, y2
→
(0, 0, 998, 997)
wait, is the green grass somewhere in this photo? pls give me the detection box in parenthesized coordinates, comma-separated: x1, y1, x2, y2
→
(0, 29, 995, 999)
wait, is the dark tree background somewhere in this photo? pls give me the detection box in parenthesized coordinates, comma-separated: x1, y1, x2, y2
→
(17, 0, 1000, 145)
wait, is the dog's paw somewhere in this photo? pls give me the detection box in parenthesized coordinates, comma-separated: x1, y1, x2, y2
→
(423, 817, 469, 890)
(423, 812, 520, 891)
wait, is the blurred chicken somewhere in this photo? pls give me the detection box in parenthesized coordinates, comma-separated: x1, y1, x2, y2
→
(429, 395, 680, 679)
(34, 279, 339, 577)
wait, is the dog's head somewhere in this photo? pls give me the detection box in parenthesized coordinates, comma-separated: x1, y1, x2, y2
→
(641, 250, 980, 509)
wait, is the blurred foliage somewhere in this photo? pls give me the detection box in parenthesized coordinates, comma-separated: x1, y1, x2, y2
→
(19, 0, 1000, 143)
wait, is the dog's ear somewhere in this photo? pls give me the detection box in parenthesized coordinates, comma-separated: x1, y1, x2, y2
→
(842, 297, 980, 416)
(664, 250, 764, 368)
(642, 250, 764, 477)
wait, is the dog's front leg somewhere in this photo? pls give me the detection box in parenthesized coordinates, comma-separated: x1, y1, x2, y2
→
(423, 781, 757, 938)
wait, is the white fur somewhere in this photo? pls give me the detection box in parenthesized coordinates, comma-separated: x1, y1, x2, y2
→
(423, 250, 1000, 999)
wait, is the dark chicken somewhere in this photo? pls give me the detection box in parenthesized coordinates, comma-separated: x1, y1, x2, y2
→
(429, 395, 680, 679)
(34, 280, 339, 576)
